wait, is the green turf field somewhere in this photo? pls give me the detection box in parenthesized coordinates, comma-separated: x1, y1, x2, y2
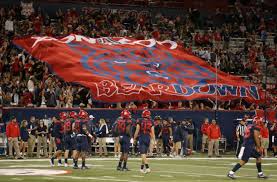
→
(0, 157, 276, 182)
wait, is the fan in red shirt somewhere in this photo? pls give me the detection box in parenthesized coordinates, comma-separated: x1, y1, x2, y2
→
(33, 17, 42, 34)
(259, 122, 269, 157)
(207, 119, 221, 157)
(6, 116, 22, 159)
(203, 32, 213, 47)
(194, 32, 202, 46)
(22, 89, 33, 106)
(201, 118, 210, 152)
(214, 30, 221, 47)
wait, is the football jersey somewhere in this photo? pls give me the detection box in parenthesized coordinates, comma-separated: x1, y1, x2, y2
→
(137, 118, 153, 135)
(243, 124, 260, 148)
(116, 118, 132, 136)
(74, 119, 88, 135)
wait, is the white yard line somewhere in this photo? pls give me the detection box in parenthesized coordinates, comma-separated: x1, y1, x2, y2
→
(131, 175, 144, 178)
(102, 176, 116, 179)
(11, 178, 23, 181)
(159, 174, 173, 178)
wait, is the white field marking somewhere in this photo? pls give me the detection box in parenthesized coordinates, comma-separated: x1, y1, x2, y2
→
(7, 164, 104, 168)
(1, 157, 277, 162)
(159, 174, 173, 178)
(42, 177, 55, 180)
(11, 178, 23, 181)
(56, 175, 140, 182)
(91, 164, 277, 180)
(102, 176, 116, 179)
(154, 170, 277, 180)
(0, 168, 69, 176)
(131, 175, 144, 178)
(230, 163, 277, 166)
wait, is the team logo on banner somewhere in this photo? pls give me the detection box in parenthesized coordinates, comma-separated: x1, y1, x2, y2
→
(13, 34, 264, 103)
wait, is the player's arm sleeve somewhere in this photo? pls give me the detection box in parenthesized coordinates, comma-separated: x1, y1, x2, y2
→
(134, 124, 140, 140)
(169, 127, 173, 136)
(254, 129, 261, 148)
(151, 126, 155, 140)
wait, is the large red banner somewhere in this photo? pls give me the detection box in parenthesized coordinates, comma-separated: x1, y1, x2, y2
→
(13, 34, 265, 103)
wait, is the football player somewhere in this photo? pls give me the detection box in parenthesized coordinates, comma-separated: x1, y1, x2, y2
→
(116, 110, 132, 171)
(50, 112, 66, 167)
(63, 111, 78, 167)
(227, 119, 267, 179)
(72, 110, 94, 169)
(134, 110, 155, 173)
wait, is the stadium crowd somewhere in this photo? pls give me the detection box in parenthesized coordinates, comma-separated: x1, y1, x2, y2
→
(0, 0, 276, 110)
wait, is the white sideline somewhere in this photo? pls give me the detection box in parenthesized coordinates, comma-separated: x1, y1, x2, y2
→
(1, 157, 277, 162)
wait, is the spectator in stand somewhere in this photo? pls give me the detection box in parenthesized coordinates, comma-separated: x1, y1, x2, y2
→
(201, 118, 210, 153)
(222, 28, 230, 49)
(96, 118, 108, 157)
(20, 120, 29, 157)
(194, 31, 202, 46)
(260, 122, 269, 158)
(27, 116, 37, 157)
(6, 116, 22, 159)
(207, 119, 221, 157)
(36, 119, 48, 158)
(273, 32, 277, 51)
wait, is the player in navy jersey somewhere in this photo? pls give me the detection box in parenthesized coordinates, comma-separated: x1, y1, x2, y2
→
(134, 110, 155, 173)
(161, 119, 172, 156)
(72, 110, 94, 169)
(50, 112, 66, 167)
(63, 111, 78, 167)
(116, 110, 132, 171)
(227, 120, 267, 179)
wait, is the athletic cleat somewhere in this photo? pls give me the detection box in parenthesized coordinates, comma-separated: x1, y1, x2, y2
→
(145, 168, 151, 173)
(81, 165, 89, 170)
(117, 166, 122, 171)
(64, 163, 68, 167)
(73, 165, 79, 169)
(50, 159, 54, 167)
(257, 173, 268, 179)
(227, 173, 235, 179)
(57, 163, 63, 167)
